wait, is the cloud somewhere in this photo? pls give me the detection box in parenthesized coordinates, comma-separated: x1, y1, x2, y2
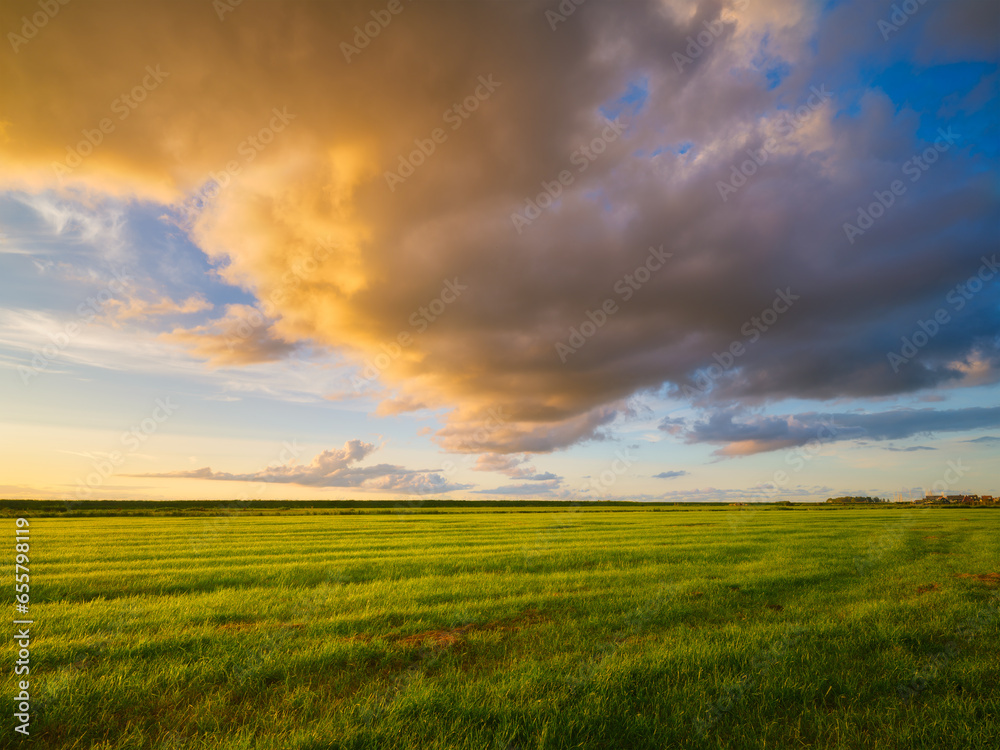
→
(474, 453, 529, 475)
(963, 435, 1000, 444)
(527, 472, 561, 481)
(130, 439, 470, 494)
(884, 445, 936, 452)
(1, 0, 997, 455)
(160, 304, 298, 365)
(654, 470, 689, 479)
(374, 394, 429, 417)
(437, 406, 620, 455)
(667, 406, 1000, 456)
(470, 478, 564, 496)
(9, 192, 127, 259)
(101, 294, 212, 324)
(472, 453, 562, 482)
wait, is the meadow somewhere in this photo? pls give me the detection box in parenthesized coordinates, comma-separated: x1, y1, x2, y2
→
(2, 504, 998, 749)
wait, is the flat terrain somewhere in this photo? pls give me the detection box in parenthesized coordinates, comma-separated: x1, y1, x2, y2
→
(3, 506, 998, 749)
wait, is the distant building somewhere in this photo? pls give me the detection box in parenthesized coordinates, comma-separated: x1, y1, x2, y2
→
(921, 493, 997, 505)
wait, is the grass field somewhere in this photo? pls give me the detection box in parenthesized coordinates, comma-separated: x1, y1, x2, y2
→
(3, 505, 999, 749)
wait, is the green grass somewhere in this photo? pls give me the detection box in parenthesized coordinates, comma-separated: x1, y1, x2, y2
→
(3, 506, 998, 749)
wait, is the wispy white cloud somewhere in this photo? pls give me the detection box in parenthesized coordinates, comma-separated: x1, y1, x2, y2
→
(0, 307, 348, 403)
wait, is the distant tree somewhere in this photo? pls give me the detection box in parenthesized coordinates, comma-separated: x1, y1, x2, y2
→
(825, 496, 887, 504)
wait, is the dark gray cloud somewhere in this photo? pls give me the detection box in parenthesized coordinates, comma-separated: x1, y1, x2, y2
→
(884, 446, 937, 452)
(527, 472, 561, 482)
(665, 406, 1000, 455)
(654, 470, 689, 479)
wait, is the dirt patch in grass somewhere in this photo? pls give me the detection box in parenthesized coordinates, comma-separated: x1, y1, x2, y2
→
(916, 583, 940, 594)
(392, 608, 550, 649)
(397, 629, 465, 648)
(922, 535, 940, 540)
(765, 604, 784, 612)
(954, 573, 1000, 586)
(217, 622, 256, 632)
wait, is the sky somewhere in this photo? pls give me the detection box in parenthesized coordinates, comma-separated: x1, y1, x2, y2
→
(0, 0, 998, 503)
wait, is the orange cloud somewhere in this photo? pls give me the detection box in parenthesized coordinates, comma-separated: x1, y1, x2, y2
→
(101, 294, 212, 325)
(161, 304, 298, 366)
